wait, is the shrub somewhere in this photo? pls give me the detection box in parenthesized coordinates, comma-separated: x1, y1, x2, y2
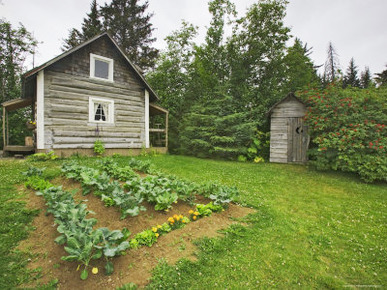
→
(94, 140, 105, 156)
(299, 85, 386, 182)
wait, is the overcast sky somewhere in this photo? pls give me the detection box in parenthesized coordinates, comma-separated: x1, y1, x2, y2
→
(1, 0, 387, 76)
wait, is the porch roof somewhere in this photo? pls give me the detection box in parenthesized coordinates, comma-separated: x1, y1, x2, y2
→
(2, 98, 33, 111)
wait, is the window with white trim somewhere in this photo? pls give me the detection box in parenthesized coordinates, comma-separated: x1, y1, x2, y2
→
(90, 53, 114, 82)
(89, 97, 114, 124)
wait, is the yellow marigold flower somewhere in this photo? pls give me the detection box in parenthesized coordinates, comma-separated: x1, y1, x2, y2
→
(194, 211, 200, 216)
(168, 217, 174, 223)
(155, 233, 159, 238)
(182, 219, 186, 223)
(152, 227, 157, 233)
(92, 267, 98, 274)
(176, 216, 180, 221)
(157, 225, 162, 229)
(189, 210, 194, 214)
(173, 214, 179, 219)
(193, 215, 197, 221)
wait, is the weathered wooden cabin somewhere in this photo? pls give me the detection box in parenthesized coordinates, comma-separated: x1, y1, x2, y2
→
(2, 33, 168, 157)
(268, 93, 309, 163)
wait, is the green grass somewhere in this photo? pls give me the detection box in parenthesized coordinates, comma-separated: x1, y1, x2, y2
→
(0, 159, 61, 288)
(145, 155, 386, 288)
(0, 155, 386, 288)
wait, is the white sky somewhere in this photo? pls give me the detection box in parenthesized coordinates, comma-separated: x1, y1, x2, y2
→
(1, 0, 387, 76)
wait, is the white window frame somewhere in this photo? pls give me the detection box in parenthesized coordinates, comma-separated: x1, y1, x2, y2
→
(89, 97, 115, 124)
(90, 53, 114, 82)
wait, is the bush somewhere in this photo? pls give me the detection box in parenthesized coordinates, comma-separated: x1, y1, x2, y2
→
(298, 85, 386, 182)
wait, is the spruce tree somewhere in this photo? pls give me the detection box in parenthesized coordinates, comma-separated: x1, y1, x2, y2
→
(101, 0, 158, 70)
(62, 0, 103, 51)
(342, 57, 360, 88)
(375, 66, 387, 87)
(360, 66, 372, 88)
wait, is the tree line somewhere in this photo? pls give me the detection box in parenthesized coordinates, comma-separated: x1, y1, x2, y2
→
(1, 0, 386, 159)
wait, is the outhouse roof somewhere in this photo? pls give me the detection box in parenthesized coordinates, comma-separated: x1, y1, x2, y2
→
(23, 33, 159, 101)
(267, 93, 305, 116)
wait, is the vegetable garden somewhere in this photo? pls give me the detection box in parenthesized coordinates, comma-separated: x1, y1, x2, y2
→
(20, 157, 251, 288)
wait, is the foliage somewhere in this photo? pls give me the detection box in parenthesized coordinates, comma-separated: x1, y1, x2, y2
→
(238, 130, 270, 162)
(0, 19, 37, 149)
(63, 0, 158, 70)
(179, 93, 255, 159)
(26, 151, 59, 162)
(24, 175, 53, 191)
(299, 85, 386, 182)
(22, 166, 45, 177)
(282, 38, 320, 93)
(62, 0, 103, 50)
(342, 57, 360, 88)
(62, 161, 145, 219)
(34, 185, 130, 279)
(93, 140, 105, 156)
(375, 65, 387, 87)
(148, 0, 291, 157)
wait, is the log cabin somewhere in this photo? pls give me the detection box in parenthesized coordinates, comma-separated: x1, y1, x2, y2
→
(2, 33, 168, 157)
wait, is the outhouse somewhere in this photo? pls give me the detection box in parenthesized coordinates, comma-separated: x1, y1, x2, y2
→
(267, 93, 309, 163)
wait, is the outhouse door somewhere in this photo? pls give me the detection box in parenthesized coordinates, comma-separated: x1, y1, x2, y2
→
(287, 117, 308, 163)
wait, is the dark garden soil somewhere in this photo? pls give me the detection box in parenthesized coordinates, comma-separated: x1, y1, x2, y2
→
(18, 177, 254, 289)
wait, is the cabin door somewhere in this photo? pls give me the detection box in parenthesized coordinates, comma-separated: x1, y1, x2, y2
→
(287, 117, 308, 163)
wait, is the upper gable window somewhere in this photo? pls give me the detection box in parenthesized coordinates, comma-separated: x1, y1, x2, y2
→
(90, 53, 114, 82)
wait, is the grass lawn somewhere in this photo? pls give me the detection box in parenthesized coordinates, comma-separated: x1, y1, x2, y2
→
(0, 154, 386, 288)
(145, 155, 386, 288)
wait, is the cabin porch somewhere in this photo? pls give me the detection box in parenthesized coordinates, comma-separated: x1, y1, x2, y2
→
(2, 98, 35, 156)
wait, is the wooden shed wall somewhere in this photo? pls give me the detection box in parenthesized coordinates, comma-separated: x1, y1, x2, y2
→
(42, 36, 146, 150)
(269, 98, 307, 163)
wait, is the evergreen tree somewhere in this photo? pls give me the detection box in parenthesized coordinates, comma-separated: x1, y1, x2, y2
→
(62, 0, 158, 70)
(82, 0, 103, 40)
(101, 0, 158, 70)
(282, 38, 319, 93)
(62, 0, 103, 51)
(179, 93, 255, 159)
(324, 42, 340, 84)
(360, 66, 372, 89)
(375, 65, 387, 87)
(342, 57, 360, 88)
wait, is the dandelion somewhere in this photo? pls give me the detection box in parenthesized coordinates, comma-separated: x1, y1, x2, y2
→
(92, 267, 98, 274)
(152, 227, 157, 233)
(155, 233, 159, 238)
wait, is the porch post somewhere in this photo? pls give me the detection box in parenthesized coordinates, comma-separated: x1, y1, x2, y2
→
(2, 106, 6, 149)
(144, 89, 150, 148)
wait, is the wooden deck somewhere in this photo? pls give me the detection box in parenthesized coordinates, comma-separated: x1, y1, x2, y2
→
(4, 145, 35, 152)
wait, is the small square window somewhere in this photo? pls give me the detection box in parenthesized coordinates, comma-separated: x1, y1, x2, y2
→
(90, 53, 113, 82)
(89, 97, 114, 124)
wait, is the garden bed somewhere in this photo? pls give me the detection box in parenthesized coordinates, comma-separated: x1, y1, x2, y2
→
(18, 172, 254, 289)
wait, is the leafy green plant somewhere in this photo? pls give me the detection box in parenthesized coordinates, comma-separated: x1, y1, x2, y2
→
(94, 140, 105, 156)
(132, 229, 158, 247)
(25, 176, 53, 191)
(22, 166, 45, 177)
(26, 151, 58, 162)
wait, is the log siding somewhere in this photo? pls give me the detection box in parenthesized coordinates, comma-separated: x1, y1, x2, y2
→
(42, 36, 146, 150)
